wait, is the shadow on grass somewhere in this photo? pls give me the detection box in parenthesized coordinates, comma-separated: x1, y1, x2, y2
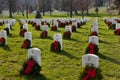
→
(99, 39, 109, 44)
(27, 74, 47, 80)
(20, 74, 47, 80)
(40, 36, 53, 40)
(99, 53, 120, 65)
(74, 31, 81, 34)
(8, 34, 15, 38)
(56, 50, 79, 60)
(63, 38, 80, 42)
(2, 45, 11, 51)
(51, 15, 69, 18)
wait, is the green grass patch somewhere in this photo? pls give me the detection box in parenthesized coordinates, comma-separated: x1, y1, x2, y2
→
(0, 17, 120, 80)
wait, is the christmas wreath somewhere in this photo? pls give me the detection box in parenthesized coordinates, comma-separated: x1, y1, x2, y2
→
(63, 31, 71, 39)
(66, 22, 69, 25)
(51, 41, 61, 52)
(72, 25, 76, 32)
(35, 25, 40, 30)
(90, 32, 98, 36)
(40, 31, 48, 38)
(21, 39, 31, 49)
(77, 22, 80, 28)
(79, 65, 102, 80)
(4, 28, 9, 35)
(86, 43, 99, 55)
(19, 29, 27, 37)
(59, 22, 65, 28)
(0, 37, 5, 46)
(32, 22, 36, 27)
(46, 23, 50, 27)
(114, 29, 120, 35)
(20, 58, 41, 75)
(41, 21, 44, 25)
(51, 25, 57, 31)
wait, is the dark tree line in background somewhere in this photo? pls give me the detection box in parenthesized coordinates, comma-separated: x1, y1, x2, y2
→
(114, 0, 120, 15)
(0, 0, 119, 18)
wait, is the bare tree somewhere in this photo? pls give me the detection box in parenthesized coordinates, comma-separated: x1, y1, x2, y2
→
(61, 0, 73, 18)
(114, 0, 120, 15)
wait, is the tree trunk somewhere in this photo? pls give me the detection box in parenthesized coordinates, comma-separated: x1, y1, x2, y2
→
(9, 0, 13, 18)
(86, 9, 89, 15)
(70, 10, 72, 18)
(74, 10, 78, 15)
(35, 11, 41, 18)
(42, 9, 45, 16)
(26, 0, 28, 19)
(70, 0, 73, 18)
(50, 11, 52, 16)
(81, 10, 84, 18)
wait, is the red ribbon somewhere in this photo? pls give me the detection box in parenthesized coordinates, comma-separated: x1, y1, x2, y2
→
(116, 29, 120, 35)
(22, 40, 29, 48)
(83, 68, 96, 80)
(89, 43, 95, 54)
(42, 31, 47, 37)
(53, 41, 59, 51)
(24, 59, 35, 75)
(52, 26, 57, 30)
(91, 32, 97, 36)
(0, 38, 4, 43)
(21, 29, 27, 36)
(65, 31, 70, 36)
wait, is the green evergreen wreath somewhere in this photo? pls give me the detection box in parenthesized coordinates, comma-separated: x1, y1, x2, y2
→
(20, 58, 41, 76)
(0, 38, 5, 46)
(79, 65, 103, 80)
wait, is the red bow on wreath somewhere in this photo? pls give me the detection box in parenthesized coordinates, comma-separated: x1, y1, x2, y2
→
(88, 43, 95, 54)
(0, 38, 4, 42)
(91, 32, 97, 36)
(0, 38, 5, 46)
(53, 41, 60, 51)
(83, 68, 96, 80)
(115, 29, 120, 35)
(65, 31, 70, 36)
(20, 29, 27, 36)
(22, 39, 30, 48)
(24, 59, 35, 75)
(51, 26, 57, 31)
(41, 31, 47, 38)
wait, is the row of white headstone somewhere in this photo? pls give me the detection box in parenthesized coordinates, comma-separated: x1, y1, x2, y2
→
(103, 18, 120, 30)
(25, 18, 90, 25)
(25, 18, 90, 67)
(0, 19, 16, 45)
(82, 17, 99, 68)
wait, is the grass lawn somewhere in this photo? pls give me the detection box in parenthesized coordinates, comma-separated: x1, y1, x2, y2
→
(0, 14, 120, 80)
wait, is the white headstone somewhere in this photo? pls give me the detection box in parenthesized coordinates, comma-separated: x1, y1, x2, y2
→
(54, 21, 58, 28)
(65, 26, 72, 33)
(72, 22, 77, 28)
(116, 23, 120, 30)
(91, 26, 98, 33)
(54, 34, 62, 50)
(0, 30, 7, 45)
(42, 25, 48, 31)
(82, 54, 99, 68)
(89, 36, 99, 45)
(28, 48, 41, 66)
(25, 32, 32, 47)
(23, 24, 28, 30)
